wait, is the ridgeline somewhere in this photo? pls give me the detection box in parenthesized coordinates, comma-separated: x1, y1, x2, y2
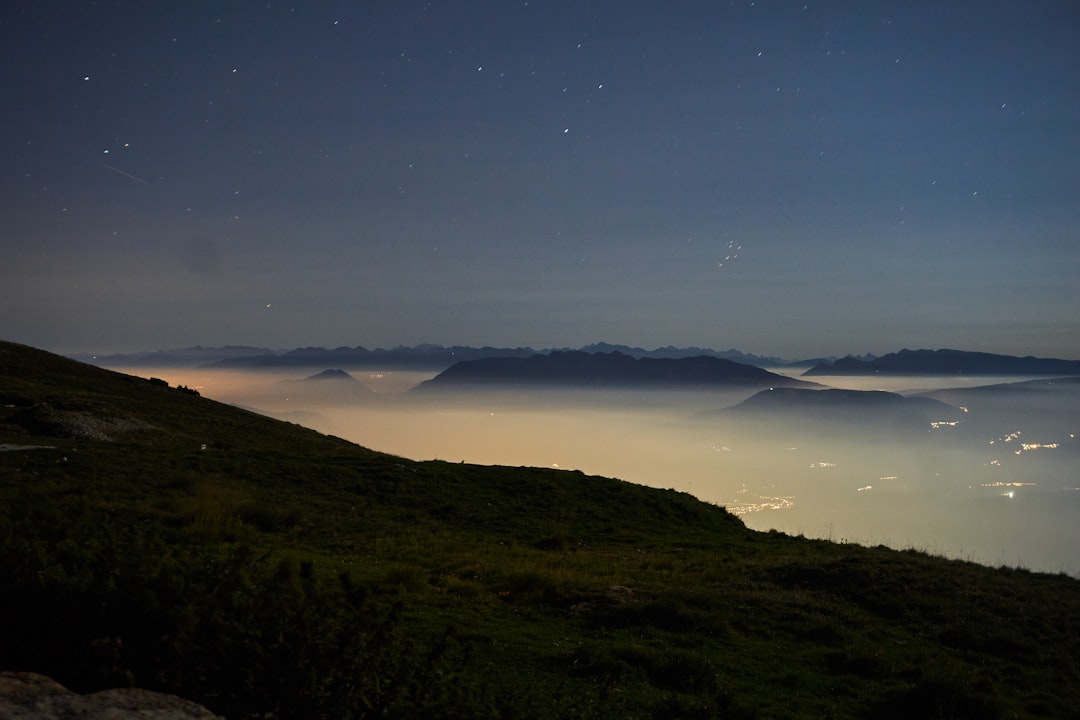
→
(1, 340, 1077, 719)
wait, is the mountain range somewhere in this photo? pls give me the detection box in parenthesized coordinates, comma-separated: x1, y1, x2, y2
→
(74, 344, 1080, 377)
(804, 348, 1080, 376)
(70, 343, 812, 370)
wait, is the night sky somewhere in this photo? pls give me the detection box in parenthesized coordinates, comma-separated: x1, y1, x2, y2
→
(3, 1, 1079, 359)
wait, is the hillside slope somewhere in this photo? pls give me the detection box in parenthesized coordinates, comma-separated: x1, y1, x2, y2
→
(2, 340, 1078, 719)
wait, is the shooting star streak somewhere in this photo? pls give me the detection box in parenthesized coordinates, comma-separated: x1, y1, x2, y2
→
(103, 164, 148, 184)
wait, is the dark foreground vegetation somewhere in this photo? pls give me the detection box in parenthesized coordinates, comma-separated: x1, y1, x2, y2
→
(1, 340, 1078, 719)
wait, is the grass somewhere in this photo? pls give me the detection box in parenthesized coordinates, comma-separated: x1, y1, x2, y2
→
(1, 338, 1079, 718)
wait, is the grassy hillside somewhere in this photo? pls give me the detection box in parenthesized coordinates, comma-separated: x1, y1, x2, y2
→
(2, 339, 1078, 719)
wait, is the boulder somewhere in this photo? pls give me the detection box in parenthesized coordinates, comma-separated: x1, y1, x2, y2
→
(0, 672, 222, 719)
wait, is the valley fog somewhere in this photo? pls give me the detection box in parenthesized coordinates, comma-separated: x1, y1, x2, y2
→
(123, 366, 1080, 576)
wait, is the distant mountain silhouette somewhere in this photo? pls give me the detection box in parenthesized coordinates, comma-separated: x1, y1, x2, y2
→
(74, 342, 809, 371)
(205, 345, 540, 370)
(803, 348, 1080, 376)
(732, 387, 955, 414)
(575, 343, 786, 366)
(304, 368, 355, 381)
(919, 376, 1080, 400)
(69, 345, 275, 367)
(915, 376, 1080, 441)
(716, 387, 962, 435)
(226, 369, 375, 407)
(414, 351, 816, 390)
(779, 353, 877, 369)
(279, 369, 373, 398)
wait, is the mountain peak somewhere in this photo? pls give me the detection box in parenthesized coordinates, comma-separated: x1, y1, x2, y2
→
(304, 368, 355, 382)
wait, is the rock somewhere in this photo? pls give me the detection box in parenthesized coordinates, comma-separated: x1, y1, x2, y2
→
(0, 672, 222, 719)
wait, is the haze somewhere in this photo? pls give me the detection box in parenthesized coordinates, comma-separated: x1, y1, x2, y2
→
(119, 364, 1080, 577)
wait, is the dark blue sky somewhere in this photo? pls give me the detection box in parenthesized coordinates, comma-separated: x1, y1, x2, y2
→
(3, 1, 1079, 359)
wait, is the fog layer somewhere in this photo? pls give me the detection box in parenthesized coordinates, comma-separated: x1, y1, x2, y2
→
(123, 366, 1080, 576)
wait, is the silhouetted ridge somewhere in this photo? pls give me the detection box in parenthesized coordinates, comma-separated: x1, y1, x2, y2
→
(732, 387, 951, 412)
(804, 348, 1080, 376)
(721, 387, 962, 434)
(76, 342, 798, 370)
(577, 343, 786, 365)
(202, 344, 539, 370)
(304, 368, 354, 381)
(418, 351, 815, 389)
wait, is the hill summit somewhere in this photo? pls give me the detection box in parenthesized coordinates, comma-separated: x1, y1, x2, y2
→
(417, 350, 815, 390)
(304, 368, 356, 381)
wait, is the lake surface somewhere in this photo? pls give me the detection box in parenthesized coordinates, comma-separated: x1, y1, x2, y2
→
(119, 366, 1080, 576)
